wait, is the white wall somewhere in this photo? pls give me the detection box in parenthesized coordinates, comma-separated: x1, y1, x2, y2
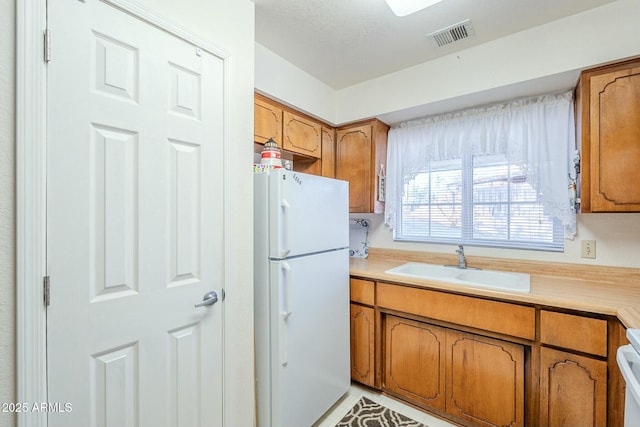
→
(354, 213, 640, 268)
(0, 0, 15, 425)
(255, 0, 640, 125)
(335, 0, 640, 124)
(255, 42, 336, 123)
(1, 1, 255, 426)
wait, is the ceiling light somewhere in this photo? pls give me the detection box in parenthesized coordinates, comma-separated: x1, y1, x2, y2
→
(385, 0, 445, 17)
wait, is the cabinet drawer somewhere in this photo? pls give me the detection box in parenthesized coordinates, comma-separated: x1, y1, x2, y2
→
(377, 282, 535, 340)
(350, 278, 375, 306)
(540, 310, 607, 356)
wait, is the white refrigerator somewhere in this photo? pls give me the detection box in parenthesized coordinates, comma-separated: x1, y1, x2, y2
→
(254, 169, 350, 427)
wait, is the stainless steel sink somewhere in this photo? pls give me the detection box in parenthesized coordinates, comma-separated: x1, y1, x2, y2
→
(385, 262, 531, 293)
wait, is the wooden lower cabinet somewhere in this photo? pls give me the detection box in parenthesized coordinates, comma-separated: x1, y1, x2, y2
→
(539, 347, 607, 427)
(384, 316, 446, 410)
(383, 315, 524, 427)
(446, 330, 525, 427)
(350, 303, 375, 387)
(355, 281, 622, 426)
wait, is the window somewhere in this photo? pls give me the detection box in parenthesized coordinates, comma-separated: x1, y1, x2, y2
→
(397, 154, 564, 250)
(384, 91, 576, 251)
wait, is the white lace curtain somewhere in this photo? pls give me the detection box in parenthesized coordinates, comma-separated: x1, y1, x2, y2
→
(385, 90, 577, 238)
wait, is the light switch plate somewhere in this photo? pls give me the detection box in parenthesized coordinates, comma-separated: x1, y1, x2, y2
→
(581, 240, 596, 259)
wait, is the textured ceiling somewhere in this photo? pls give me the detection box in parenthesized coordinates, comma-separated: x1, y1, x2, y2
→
(254, 0, 615, 89)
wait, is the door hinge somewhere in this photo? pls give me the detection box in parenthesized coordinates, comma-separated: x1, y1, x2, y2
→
(44, 29, 51, 63)
(43, 275, 50, 307)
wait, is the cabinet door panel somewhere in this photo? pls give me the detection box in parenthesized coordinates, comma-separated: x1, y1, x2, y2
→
(590, 67, 640, 211)
(446, 330, 525, 427)
(321, 127, 335, 178)
(282, 111, 322, 158)
(539, 347, 607, 427)
(336, 125, 372, 213)
(579, 60, 640, 212)
(254, 97, 282, 145)
(350, 304, 375, 386)
(384, 316, 446, 411)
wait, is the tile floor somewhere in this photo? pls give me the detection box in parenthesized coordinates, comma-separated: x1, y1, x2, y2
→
(312, 383, 457, 427)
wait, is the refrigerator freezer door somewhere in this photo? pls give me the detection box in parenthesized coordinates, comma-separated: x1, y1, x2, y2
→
(268, 170, 348, 258)
(269, 249, 350, 427)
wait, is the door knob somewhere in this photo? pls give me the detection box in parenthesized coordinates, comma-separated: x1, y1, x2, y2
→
(194, 290, 218, 308)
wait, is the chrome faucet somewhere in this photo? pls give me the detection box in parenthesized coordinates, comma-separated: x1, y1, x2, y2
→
(456, 245, 467, 269)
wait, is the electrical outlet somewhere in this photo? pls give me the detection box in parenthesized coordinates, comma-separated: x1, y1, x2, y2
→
(581, 240, 596, 259)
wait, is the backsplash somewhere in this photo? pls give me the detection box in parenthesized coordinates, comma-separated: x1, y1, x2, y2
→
(354, 212, 640, 268)
(349, 218, 370, 258)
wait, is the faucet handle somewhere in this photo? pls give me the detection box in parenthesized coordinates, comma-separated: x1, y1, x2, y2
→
(456, 244, 464, 254)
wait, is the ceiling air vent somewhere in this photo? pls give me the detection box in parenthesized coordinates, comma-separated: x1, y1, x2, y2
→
(427, 19, 475, 48)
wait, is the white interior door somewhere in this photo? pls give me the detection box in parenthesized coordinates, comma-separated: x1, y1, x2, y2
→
(46, 1, 224, 426)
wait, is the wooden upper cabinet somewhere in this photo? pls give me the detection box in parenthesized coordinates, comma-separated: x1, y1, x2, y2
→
(336, 119, 388, 213)
(321, 127, 336, 178)
(253, 94, 337, 177)
(254, 95, 282, 145)
(282, 110, 322, 159)
(577, 57, 640, 212)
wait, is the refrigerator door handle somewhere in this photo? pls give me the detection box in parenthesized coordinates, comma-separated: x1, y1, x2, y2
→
(279, 197, 291, 258)
(280, 262, 292, 366)
(280, 308, 290, 367)
(280, 261, 292, 318)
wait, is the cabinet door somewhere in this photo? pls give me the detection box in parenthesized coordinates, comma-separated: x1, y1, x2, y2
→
(446, 330, 525, 427)
(384, 316, 446, 411)
(587, 63, 640, 211)
(254, 97, 282, 145)
(539, 347, 607, 427)
(350, 303, 375, 387)
(336, 125, 372, 213)
(321, 127, 336, 178)
(282, 110, 322, 158)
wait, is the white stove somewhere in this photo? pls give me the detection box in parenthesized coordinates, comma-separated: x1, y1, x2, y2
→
(617, 328, 640, 427)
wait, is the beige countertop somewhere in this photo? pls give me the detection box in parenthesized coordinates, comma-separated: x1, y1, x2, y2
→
(350, 249, 640, 329)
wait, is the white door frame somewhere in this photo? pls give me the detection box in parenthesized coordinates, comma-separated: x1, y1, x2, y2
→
(16, 2, 246, 426)
(16, 0, 48, 425)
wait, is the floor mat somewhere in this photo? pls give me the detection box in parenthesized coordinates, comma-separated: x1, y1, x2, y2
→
(335, 396, 427, 427)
